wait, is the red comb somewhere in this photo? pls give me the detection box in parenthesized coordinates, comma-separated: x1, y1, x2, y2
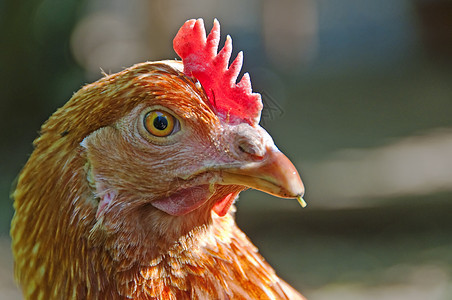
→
(173, 19, 262, 125)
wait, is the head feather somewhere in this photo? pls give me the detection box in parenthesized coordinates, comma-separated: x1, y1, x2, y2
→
(173, 18, 262, 125)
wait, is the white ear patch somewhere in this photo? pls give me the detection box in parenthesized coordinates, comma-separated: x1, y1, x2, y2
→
(80, 136, 88, 149)
(96, 190, 116, 220)
(94, 180, 117, 220)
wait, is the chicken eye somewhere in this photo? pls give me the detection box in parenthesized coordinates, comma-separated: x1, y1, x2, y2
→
(144, 110, 179, 137)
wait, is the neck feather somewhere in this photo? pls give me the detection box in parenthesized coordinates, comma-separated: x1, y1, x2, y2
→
(12, 146, 298, 299)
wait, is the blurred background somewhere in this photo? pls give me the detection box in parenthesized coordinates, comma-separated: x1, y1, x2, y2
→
(1, 0, 452, 299)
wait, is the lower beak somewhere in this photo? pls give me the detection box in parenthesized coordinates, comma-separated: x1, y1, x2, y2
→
(220, 147, 305, 201)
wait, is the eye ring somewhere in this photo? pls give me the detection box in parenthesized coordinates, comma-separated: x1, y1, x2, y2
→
(144, 110, 180, 137)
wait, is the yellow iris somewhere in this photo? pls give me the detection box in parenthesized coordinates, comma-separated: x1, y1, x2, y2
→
(144, 110, 176, 137)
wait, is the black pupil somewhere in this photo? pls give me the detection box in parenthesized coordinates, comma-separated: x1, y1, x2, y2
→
(153, 115, 168, 131)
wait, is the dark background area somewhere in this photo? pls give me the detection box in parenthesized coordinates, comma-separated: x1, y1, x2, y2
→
(1, 0, 452, 299)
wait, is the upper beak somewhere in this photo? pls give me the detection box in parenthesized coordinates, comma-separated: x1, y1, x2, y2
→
(219, 147, 305, 200)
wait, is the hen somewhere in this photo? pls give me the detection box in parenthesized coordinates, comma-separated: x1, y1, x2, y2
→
(11, 19, 306, 299)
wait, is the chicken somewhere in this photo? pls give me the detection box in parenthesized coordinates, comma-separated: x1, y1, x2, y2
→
(11, 19, 306, 299)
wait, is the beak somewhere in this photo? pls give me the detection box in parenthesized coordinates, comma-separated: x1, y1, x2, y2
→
(220, 147, 305, 202)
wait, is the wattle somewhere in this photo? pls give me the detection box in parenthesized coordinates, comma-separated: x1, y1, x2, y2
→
(212, 192, 238, 217)
(150, 185, 239, 217)
(151, 185, 213, 216)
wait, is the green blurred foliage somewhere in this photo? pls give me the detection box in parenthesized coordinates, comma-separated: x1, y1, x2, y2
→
(0, 0, 87, 232)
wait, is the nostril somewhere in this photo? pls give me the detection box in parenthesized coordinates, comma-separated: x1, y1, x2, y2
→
(238, 140, 252, 154)
(237, 140, 264, 158)
(229, 123, 267, 159)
